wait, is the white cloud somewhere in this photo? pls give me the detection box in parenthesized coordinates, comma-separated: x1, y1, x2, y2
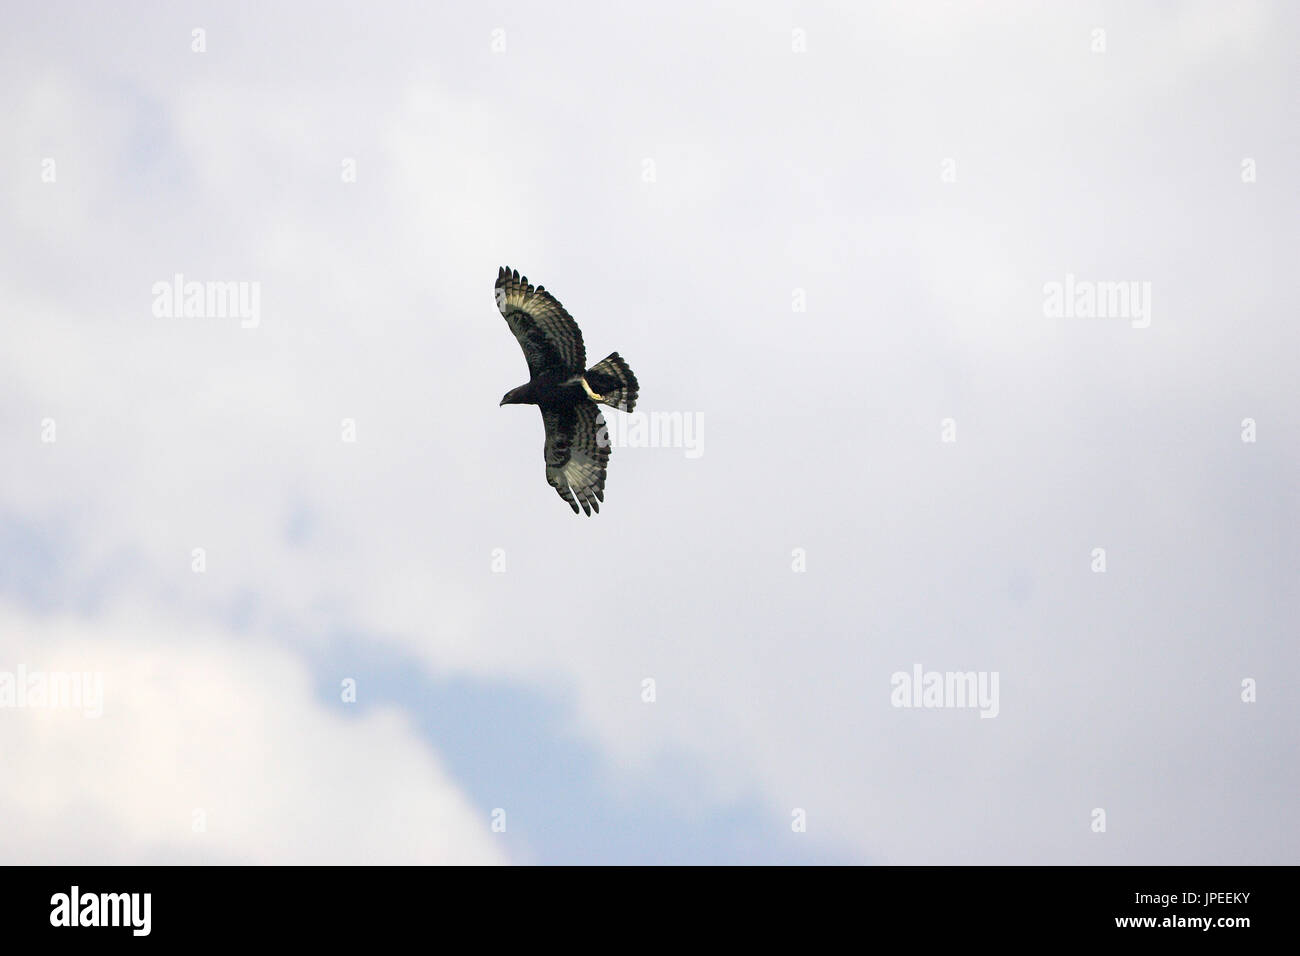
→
(0, 1, 1296, 864)
(0, 600, 505, 864)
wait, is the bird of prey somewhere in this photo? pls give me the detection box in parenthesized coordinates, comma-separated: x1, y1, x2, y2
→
(494, 266, 639, 515)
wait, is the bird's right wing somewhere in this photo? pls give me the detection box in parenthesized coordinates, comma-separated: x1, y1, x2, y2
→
(541, 402, 610, 515)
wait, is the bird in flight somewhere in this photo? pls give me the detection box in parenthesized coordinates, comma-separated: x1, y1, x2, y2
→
(494, 266, 639, 515)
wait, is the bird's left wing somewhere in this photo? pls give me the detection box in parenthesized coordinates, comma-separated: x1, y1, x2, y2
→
(541, 401, 611, 515)
(496, 267, 587, 379)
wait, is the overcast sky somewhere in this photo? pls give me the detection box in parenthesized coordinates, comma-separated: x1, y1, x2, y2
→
(1, 0, 1296, 864)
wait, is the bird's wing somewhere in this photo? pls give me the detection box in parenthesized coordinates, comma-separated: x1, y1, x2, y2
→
(495, 266, 587, 379)
(541, 401, 611, 515)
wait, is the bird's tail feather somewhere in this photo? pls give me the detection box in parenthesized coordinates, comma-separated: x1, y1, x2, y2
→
(585, 353, 639, 412)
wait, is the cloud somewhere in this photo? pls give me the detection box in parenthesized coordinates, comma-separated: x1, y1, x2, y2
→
(0, 1, 1296, 864)
(0, 600, 505, 864)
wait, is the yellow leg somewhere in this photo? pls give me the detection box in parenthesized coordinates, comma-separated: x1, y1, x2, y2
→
(580, 377, 605, 402)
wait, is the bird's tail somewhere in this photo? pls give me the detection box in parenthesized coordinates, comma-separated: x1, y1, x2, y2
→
(585, 352, 639, 412)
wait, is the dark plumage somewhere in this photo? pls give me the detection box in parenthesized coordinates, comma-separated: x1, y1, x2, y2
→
(494, 267, 639, 515)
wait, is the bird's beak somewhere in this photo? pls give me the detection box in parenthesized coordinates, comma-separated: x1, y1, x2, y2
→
(499, 397, 507, 406)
